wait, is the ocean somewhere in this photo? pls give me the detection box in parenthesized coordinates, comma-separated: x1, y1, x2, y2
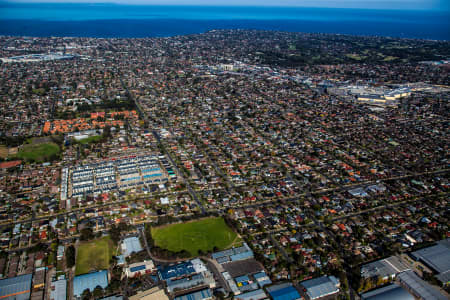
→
(0, 3, 448, 40)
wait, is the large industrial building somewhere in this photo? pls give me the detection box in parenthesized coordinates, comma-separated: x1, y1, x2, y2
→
(0, 274, 32, 300)
(410, 238, 450, 286)
(173, 288, 213, 300)
(361, 283, 414, 300)
(158, 261, 197, 281)
(300, 275, 340, 300)
(361, 256, 410, 281)
(397, 270, 447, 300)
(158, 259, 216, 297)
(267, 282, 301, 300)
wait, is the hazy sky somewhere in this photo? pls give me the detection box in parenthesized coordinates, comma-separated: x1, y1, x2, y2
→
(3, 0, 449, 10)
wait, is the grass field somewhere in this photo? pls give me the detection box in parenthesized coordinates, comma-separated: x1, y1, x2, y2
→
(151, 217, 241, 256)
(75, 236, 116, 275)
(16, 142, 60, 163)
(77, 135, 103, 144)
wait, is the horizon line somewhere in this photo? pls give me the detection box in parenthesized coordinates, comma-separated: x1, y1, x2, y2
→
(1, 1, 449, 12)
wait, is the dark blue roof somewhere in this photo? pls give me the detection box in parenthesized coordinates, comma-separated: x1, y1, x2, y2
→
(130, 265, 146, 273)
(158, 262, 195, 280)
(269, 286, 301, 300)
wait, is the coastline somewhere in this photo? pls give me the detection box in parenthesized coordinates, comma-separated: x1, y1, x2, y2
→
(0, 18, 448, 40)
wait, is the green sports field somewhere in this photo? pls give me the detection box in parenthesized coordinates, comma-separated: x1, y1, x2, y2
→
(75, 236, 116, 275)
(151, 217, 241, 256)
(16, 142, 60, 163)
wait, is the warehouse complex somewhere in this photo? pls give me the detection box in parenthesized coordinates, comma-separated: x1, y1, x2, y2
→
(410, 238, 450, 286)
(361, 255, 410, 281)
(0, 274, 32, 300)
(300, 275, 340, 300)
(361, 283, 414, 300)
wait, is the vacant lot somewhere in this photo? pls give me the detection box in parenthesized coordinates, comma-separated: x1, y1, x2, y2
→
(151, 217, 240, 256)
(75, 236, 116, 275)
(16, 142, 60, 163)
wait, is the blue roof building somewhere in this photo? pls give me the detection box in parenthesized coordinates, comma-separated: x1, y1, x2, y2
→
(0, 274, 32, 300)
(253, 271, 272, 287)
(73, 270, 109, 298)
(234, 275, 259, 292)
(158, 261, 196, 281)
(267, 282, 301, 300)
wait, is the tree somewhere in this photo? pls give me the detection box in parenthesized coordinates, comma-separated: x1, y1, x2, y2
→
(109, 224, 121, 245)
(80, 228, 94, 241)
(102, 125, 112, 139)
(81, 288, 91, 300)
(66, 245, 76, 268)
(92, 286, 104, 299)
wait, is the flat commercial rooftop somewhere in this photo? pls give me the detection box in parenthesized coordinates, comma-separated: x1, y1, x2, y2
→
(410, 239, 450, 275)
(158, 261, 195, 281)
(267, 282, 301, 300)
(300, 275, 340, 300)
(0, 274, 32, 300)
(50, 278, 67, 300)
(361, 283, 414, 300)
(361, 256, 410, 279)
(397, 270, 447, 300)
(174, 288, 212, 300)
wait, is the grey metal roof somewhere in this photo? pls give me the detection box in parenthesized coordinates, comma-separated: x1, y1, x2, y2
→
(436, 271, 450, 285)
(174, 288, 212, 300)
(410, 238, 450, 274)
(50, 279, 67, 300)
(397, 270, 447, 300)
(234, 289, 267, 300)
(212, 243, 252, 262)
(361, 283, 414, 300)
(301, 276, 340, 300)
(121, 237, 143, 257)
(361, 256, 410, 279)
(0, 274, 32, 300)
(166, 274, 204, 293)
